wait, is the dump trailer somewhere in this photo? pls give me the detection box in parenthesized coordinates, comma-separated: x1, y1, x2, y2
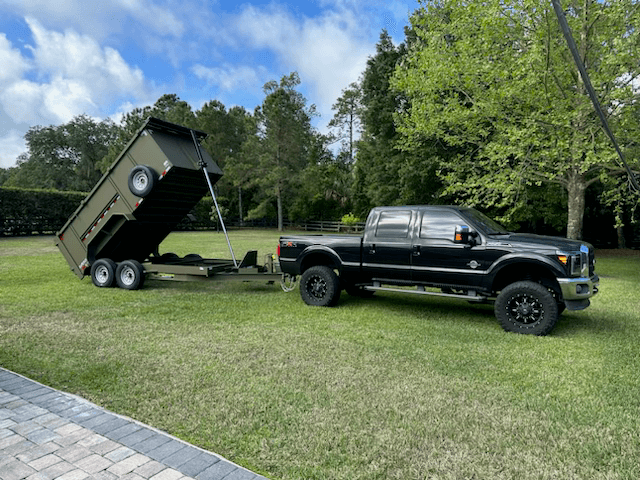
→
(55, 117, 285, 290)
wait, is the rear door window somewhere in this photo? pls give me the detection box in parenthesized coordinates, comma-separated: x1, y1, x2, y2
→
(375, 210, 412, 238)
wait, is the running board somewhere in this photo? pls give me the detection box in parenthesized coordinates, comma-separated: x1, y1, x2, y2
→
(363, 284, 487, 302)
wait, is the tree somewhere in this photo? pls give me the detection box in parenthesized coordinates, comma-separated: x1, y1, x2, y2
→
(99, 94, 196, 172)
(289, 134, 353, 221)
(244, 72, 317, 231)
(352, 31, 407, 215)
(352, 29, 444, 217)
(196, 101, 255, 222)
(393, 0, 640, 239)
(5, 115, 117, 191)
(329, 82, 363, 162)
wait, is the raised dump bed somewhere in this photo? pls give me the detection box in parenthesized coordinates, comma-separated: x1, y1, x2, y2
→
(55, 117, 285, 290)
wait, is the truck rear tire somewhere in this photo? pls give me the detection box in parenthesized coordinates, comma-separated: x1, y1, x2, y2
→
(115, 260, 145, 290)
(300, 266, 341, 307)
(128, 165, 157, 197)
(90, 259, 117, 288)
(495, 281, 558, 335)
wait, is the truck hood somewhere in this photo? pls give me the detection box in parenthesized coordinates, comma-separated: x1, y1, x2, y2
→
(489, 233, 590, 252)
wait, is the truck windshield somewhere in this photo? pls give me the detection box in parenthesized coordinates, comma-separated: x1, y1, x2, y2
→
(464, 209, 509, 235)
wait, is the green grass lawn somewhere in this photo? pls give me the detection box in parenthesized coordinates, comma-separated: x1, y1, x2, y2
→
(1, 231, 639, 479)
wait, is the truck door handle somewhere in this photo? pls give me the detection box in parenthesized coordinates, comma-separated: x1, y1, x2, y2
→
(413, 245, 421, 256)
(368, 244, 376, 254)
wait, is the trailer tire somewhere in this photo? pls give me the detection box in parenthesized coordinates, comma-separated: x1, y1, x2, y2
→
(300, 266, 341, 307)
(90, 259, 117, 288)
(128, 165, 157, 197)
(116, 260, 145, 290)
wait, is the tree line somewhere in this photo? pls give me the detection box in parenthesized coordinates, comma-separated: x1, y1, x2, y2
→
(1, 0, 639, 246)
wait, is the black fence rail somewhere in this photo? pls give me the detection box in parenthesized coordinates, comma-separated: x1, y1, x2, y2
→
(282, 220, 365, 233)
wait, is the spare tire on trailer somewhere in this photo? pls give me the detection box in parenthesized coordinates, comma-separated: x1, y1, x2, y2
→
(128, 165, 157, 197)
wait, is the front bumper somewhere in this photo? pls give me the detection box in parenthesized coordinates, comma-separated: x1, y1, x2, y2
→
(557, 274, 599, 310)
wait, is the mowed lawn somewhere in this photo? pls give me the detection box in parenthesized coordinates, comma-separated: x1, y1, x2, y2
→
(1, 230, 639, 479)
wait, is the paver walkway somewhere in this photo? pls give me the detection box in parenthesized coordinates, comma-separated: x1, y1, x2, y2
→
(0, 368, 266, 480)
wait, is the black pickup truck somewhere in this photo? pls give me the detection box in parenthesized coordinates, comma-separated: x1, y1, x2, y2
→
(278, 206, 599, 335)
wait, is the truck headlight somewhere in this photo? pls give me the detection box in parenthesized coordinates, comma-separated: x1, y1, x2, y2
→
(570, 254, 582, 276)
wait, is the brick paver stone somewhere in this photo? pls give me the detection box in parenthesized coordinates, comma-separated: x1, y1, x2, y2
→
(0, 370, 266, 480)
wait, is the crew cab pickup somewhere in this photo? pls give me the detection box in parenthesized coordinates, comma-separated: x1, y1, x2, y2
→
(278, 206, 599, 335)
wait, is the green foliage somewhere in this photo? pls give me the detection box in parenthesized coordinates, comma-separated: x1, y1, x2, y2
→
(329, 82, 363, 162)
(5, 115, 118, 192)
(288, 135, 353, 221)
(340, 212, 361, 225)
(99, 94, 197, 173)
(354, 30, 443, 217)
(237, 72, 320, 230)
(0, 187, 85, 235)
(393, 0, 640, 239)
(196, 102, 256, 221)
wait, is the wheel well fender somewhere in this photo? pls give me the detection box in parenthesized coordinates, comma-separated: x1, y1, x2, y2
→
(299, 247, 342, 275)
(490, 261, 562, 295)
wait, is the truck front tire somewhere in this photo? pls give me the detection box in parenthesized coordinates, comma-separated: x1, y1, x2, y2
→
(495, 281, 558, 335)
(300, 266, 341, 307)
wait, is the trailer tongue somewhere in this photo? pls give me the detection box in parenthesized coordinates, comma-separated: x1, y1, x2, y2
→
(55, 117, 287, 290)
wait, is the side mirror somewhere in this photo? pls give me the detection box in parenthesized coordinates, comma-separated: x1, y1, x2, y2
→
(454, 225, 476, 245)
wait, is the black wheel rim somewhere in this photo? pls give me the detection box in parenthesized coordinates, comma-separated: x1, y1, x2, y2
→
(305, 274, 327, 300)
(505, 293, 544, 326)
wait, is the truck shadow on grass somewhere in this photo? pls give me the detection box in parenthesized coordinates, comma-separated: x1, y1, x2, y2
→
(336, 291, 623, 337)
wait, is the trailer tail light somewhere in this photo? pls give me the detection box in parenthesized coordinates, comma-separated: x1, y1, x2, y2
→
(277, 243, 280, 257)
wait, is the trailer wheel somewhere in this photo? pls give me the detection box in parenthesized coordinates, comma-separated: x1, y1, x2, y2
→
(115, 260, 145, 290)
(300, 266, 341, 307)
(90, 259, 117, 288)
(128, 165, 157, 197)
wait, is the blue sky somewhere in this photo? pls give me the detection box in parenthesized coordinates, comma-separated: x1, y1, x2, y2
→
(0, 0, 420, 168)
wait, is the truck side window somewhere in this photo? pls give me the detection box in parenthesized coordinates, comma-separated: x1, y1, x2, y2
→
(419, 211, 462, 242)
(375, 211, 412, 238)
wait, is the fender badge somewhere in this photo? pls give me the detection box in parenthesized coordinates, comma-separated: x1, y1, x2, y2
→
(468, 260, 480, 269)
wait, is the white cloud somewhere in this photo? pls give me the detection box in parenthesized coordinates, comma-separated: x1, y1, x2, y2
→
(0, 34, 29, 84)
(233, 4, 372, 116)
(0, 130, 26, 169)
(27, 18, 145, 95)
(115, 0, 184, 37)
(0, 0, 183, 40)
(192, 64, 267, 92)
(0, 18, 147, 126)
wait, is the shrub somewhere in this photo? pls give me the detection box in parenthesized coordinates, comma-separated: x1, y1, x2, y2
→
(0, 187, 86, 235)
